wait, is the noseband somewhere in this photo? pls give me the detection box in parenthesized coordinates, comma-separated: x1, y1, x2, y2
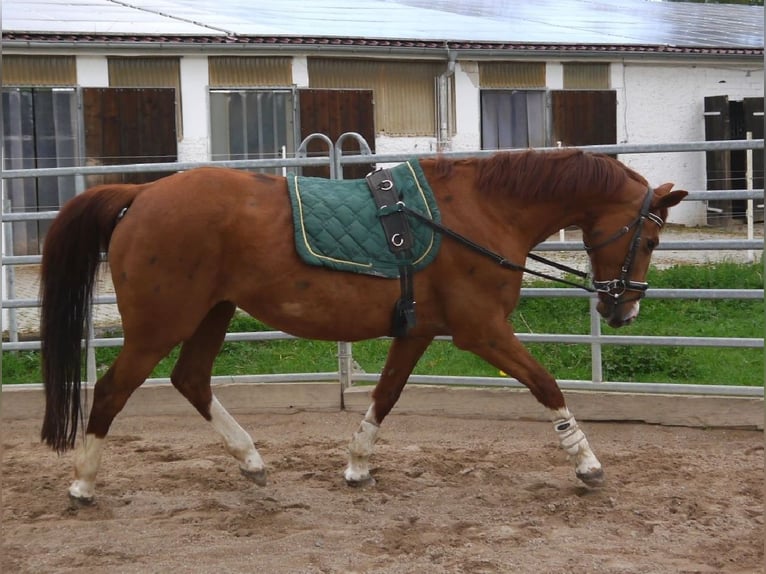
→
(585, 187, 663, 301)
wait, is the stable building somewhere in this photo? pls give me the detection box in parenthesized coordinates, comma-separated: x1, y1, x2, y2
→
(2, 0, 763, 256)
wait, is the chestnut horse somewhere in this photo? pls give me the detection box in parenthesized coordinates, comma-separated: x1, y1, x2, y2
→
(40, 149, 686, 502)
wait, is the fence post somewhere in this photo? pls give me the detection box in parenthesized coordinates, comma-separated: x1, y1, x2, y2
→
(589, 296, 603, 382)
(746, 131, 754, 263)
(333, 133, 376, 399)
(296, 133, 336, 179)
(86, 320, 97, 385)
(333, 132, 373, 180)
(2, 197, 19, 345)
(337, 341, 353, 407)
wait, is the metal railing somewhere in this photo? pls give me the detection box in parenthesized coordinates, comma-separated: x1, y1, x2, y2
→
(2, 137, 763, 398)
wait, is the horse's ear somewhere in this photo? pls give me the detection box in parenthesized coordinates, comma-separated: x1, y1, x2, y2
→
(653, 184, 688, 209)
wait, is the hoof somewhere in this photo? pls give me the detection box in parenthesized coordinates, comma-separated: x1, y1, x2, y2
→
(343, 466, 376, 487)
(240, 467, 268, 487)
(68, 480, 96, 504)
(68, 492, 95, 507)
(345, 475, 376, 488)
(576, 467, 605, 488)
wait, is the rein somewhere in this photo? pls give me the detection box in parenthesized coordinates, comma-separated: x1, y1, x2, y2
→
(400, 185, 661, 296)
(400, 205, 595, 292)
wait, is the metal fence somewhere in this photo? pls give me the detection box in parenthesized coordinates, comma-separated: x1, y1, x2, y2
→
(2, 137, 764, 398)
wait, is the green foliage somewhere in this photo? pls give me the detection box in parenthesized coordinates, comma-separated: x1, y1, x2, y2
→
(3, 261, 763, 387)
(602, 345, 695, 381)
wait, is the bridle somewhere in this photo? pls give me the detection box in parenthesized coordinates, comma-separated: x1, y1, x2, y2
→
(584, 186, 664, 303)
(392, 185, 664, 301)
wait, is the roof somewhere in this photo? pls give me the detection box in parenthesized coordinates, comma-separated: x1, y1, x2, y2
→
(2, 0, 763, 56)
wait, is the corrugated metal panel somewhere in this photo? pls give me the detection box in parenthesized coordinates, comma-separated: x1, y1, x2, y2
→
(308, 58, 442, 136)
(2, 55, 76, 86)
(108, 57, 182, 137)
(108, 57, 180, 87)
(209, 57, 292, 87)
(479, 62, 545, 88)
(563, 63, 609, 89)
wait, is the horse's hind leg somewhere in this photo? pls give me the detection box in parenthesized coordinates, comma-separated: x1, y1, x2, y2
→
(345, 336, 433, 486)
(70, 341, 173, 502)
(170, 302, 267, 486)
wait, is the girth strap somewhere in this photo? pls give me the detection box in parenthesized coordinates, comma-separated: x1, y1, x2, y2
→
(366, 169, 417, 337)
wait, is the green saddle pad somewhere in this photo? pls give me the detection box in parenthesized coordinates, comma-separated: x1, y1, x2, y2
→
(287, 159, 441, 278)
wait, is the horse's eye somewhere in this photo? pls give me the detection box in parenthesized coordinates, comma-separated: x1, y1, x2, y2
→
(646, 239, 657, 251)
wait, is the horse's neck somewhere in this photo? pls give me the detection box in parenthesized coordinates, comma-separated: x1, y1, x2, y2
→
(506, 200, 585, 249)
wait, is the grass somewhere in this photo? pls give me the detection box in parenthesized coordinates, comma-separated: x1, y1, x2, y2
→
(2, 261, 763, 387)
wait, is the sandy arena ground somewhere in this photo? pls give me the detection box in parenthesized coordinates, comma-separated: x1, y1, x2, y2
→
(2, 410, 763, 574)
(2, 224, 763, 572)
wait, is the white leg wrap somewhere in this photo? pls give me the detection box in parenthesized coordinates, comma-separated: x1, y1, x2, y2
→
(344, 405, 379, 484)
(550, 408, 603, 486)
(554, 415, 587, 456)
(209, 395, 265, 478)
(69, 434, 104, 501)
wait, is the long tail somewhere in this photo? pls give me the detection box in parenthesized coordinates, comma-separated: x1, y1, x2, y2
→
(40, 183, 144, 452)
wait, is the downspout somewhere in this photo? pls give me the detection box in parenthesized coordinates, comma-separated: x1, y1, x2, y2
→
(437, 46, 457, 152)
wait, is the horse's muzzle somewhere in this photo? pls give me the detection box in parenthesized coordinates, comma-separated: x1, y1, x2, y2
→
(597, 297, 641, 328)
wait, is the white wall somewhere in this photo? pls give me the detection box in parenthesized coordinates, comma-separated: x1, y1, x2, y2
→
(617, 62, 763, 225)
(451, 61, 481, 152)
(177, 56, 210, 163)
(76, 55, 109, 86)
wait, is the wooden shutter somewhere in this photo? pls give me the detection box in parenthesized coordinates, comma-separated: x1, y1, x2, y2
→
(298, 89, 375, 179)
(550, 91, 616, 147)
(83, 88, 177, 185)
(704, 95, 732, 222)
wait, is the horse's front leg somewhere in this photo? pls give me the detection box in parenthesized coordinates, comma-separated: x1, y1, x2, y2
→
(344, 336, 433, 486)
(453, 320, 604, 487)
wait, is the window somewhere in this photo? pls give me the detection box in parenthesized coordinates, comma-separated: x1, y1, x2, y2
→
(481, 90, 546, 149)
(209, 89, 296, 173)
(478, 62, 546, 150)
(2, 88, 79, 255)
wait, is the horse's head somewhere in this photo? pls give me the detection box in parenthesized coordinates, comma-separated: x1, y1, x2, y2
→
(584, 182, 688, 328)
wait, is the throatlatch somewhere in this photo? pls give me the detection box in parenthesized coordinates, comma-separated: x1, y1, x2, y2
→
(366, 168, 417, 337)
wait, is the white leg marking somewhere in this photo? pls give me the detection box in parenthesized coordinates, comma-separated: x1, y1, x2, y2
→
(550, 407, 604, 487)
(344, 404, 379, 484)
(209, 395, 266, 484)
(69, 434, 104, 501)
